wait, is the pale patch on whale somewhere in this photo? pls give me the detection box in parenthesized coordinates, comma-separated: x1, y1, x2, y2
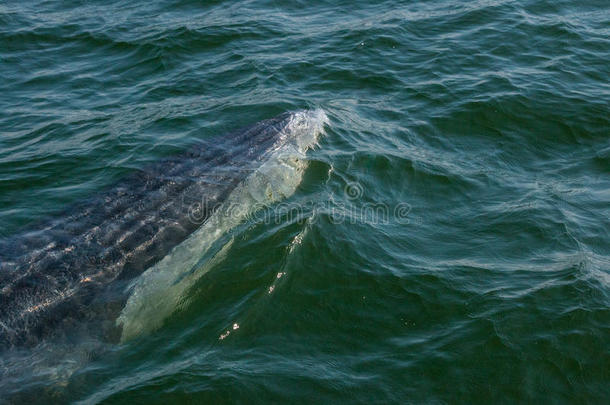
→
(117, 109, 329, 341)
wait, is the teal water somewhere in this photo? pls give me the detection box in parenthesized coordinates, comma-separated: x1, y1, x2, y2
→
(1, 0, 609, 403)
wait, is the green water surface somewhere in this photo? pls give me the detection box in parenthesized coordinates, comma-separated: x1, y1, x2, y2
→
(0, 0, 609, 403)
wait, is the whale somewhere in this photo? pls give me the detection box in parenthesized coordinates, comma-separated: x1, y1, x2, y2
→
(0, 109, 328, 349)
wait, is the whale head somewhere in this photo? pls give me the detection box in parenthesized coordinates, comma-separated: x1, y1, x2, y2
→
(279, 108, 329, 154)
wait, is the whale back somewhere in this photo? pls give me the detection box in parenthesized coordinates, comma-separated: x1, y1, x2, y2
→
(0, 112, 298, 348)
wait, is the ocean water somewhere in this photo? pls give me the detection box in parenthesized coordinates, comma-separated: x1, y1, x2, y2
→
(0, 0, 609, 403)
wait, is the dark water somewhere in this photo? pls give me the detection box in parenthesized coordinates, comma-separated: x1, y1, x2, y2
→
(1, 0, 609, 403)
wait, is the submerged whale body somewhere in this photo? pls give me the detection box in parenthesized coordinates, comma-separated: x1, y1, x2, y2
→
(0, 109, 328, 348)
